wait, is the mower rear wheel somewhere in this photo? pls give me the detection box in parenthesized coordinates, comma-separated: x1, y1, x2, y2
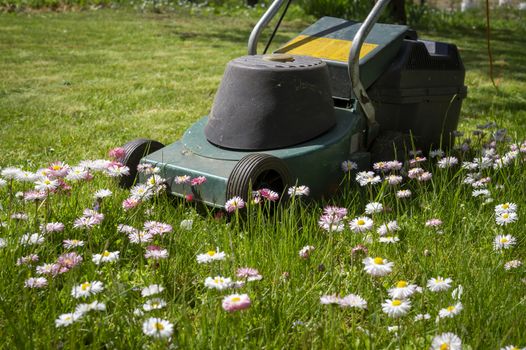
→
(119, 138, 165, 189)
(226, 153, 292, 201)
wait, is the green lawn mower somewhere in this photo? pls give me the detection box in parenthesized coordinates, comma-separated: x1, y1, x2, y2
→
(120, 0, 467, 207)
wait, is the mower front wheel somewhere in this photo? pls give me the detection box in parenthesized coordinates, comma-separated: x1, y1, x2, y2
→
(119, 138, 165, 188)
(226, 153, 292, 201)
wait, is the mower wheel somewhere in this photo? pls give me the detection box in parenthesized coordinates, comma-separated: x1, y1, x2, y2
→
(119, 139, 165, 189)
(369, 131, 410, 163)
(226, 153, 292, 201)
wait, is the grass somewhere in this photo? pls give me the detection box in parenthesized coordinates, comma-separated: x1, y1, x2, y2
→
(0, 7, 525, 349)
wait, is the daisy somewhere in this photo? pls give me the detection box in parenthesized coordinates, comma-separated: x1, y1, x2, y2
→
(349, 216, 374, 233)
(142, 317, 174, 338)
(356, 171, 381, 186)
(122, 197, 140, 210)
(108, 147, 126, 161)
(190, 176, 207, 186)
(63, 239, 85, 249)
(144, 221, 172, 235)
(493, 234, 517, 250)
(365, 202, 383, 214)
(196, 249, 226, 264)
(174, 175, 191, 184)
(204, 276, 232, 290)
(258, 188, 279, 202)
(504, 260, 522, 270)
(299, 245, 315, 259)
(379, 235, 400, 244)
(429, 149, 445, 158)
(16, 254, 39, 265)
(427, 276, 453, 292)
(55, 312, 83, 327)
(430, 332, 462, 350)
(16, 171, 38, 182)
(318, 214, 345, 233)
(385, 175, 403, 185)
(388, 280, 418, 299)
(495, 203, 517, 214)
(20, 233, 45, 246)
(500, 346, 526, 350)
(71, 281, 104, 298)
(437, 157, 458, 168)
(287, 185, 310, 197)
(496, 212, 518, 226)
(24, 277, 48, 288)
(1, 167, 22, 179)
(11, 212, 29, 220)
(425, 218, 443, 227)
(143, 298, 167, 311)
(225, 196, 245, 212)
(438, 302, 463, 318)
(377, 220, 400, 236)
(451, 285, 464, 300)
(94, 189, 112, 199)
(42, 222, 65, 233)
(472, 189, 490, 197)
(55, 252, 83, 273)
(0, 178, 7, 187)
(222, 294, 251, 312)
(381, 298, 411, 318)
(341, 160, 358, 172)
(92, 251, 120, 265)
(130, 184, 153, 200)
(338, 294, 367, 309)
(373, 161, 390, 172)
(73, 216, 98, 230)
(144, 246, 169, 260)
(362, 257, 394, 277)
(320, 294, 340, 305)
(146, 174, 165, 188)
(128, 231, 154, 244)
(0, 238, 6, 248)
(75, 301, 106, 315)
(65, 166, 90, 181)
(105, 164, 130, 177)
(396, 189, 412, 198)
(34, 176, 60, 192)
(141, 284, 164, 297)
(236, 267, 262, 281)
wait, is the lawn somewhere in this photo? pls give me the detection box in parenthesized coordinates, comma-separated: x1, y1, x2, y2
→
(0, 7, 525, 349)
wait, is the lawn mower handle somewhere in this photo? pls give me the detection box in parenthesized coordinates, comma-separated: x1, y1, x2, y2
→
(248, 0, 391, 143)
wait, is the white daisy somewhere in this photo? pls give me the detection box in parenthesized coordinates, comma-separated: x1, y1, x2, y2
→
(63, 239, 85, 249)
(362, 257, 394, 277)
(438, 302, 463, 318)
(414, 313, 431, 321)
(494, 234, 517, 250)
(180, 219, 193, 230)
(349, 216, 374, 233)
(396, 189, 412, 198)
(430, 332, 462, 350)
(320, 294, 340, 305)
(94, 189, 112, 199)
(196, 249, 226, 264)
(377, 220, 400, 236)
(204, 276, 232, 290)
(496, 212, 518, 226)
(381, 298, 411, 318)
(356, 171, 381, 186)
(92, 250, 120, 265)
(75, 301, 106, 315)
(338, 294, 367, 309)
(287, 185, 310, 197)
(388, 280, 418, 299)
(500, 346, 526, 350)
(34, 177, 59, 192)
(427, 277, 453, 292)
(143, 298, 167, 311)
(55, 312, 83, 327)
(379, 235, 400, 244)
(20, 233, 45, 246)
(495, 202, 517, 214)
(141, 284, 164, 297)
(142, 317, 174, 338)
(364, 202, 383, 214)
(504, 260, 522, 270)
(71, 281, 104, 298)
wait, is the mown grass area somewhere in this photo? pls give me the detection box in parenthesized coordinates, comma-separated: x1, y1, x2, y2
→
(0, 7, 525, 350)
(1, 8, 526, 166)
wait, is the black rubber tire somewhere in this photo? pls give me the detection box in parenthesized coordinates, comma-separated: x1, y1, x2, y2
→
(226, 153, 292, 201)
(119, 139, 165, 188)
(369, 131, 411, 163)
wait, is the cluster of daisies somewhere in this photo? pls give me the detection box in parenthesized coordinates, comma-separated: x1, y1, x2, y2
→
(196, 249, 261, 312)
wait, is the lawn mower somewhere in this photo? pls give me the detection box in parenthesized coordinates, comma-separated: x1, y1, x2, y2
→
(120, 0, 467, 207)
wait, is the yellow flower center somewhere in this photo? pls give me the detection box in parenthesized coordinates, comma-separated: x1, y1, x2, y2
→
(501, 238, 509, 243)
(214, 277, 223, 283)
(357, 219, 365, 226)
(436, 277, 444, 282)
(447, 306, 455, 312)
(151, 302, 159, 307)
(207, 251, 216, 256)
(52, 165, 61, 170)
(103, 251, 110, 257)
(72, 240, 79, 244)
(231, 297, 241, 302)
(440, 344, 449, 350)
(81, 282, 91, 290)
(373, 257, 384, 265)
(396, 281, 408, 288)
(44, 179, 51, 185)
(502, 213, 509, 219)
(392, 300, 402, 306)
(502, 204, 509, 209)
(154, 322, 164, 331)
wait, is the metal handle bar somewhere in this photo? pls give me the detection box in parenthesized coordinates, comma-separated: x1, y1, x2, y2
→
(348, 0, 391, 129)
(248, 0, 288, 55)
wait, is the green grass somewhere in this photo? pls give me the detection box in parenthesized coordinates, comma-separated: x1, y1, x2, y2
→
(0, 7, 525, 349)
